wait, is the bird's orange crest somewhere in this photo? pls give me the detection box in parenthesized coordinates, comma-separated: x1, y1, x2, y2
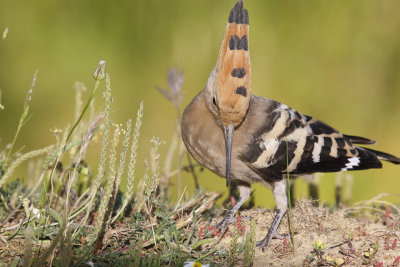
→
(216, 0, 251, 127)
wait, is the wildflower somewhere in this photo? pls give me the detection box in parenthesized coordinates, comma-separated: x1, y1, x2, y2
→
(183, 261, 210, 267)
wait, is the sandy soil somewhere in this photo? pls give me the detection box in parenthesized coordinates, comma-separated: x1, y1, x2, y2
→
(212, 199, 400, 266)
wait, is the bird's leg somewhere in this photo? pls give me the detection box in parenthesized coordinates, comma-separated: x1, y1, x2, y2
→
(215, 183, 251, 231)
(256, 180, 288, 251)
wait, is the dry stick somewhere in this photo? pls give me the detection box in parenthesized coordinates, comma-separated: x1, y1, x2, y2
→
(175, 192, 219, 229)
(327, 240, 351, 250)
(172, 188, 204, 220)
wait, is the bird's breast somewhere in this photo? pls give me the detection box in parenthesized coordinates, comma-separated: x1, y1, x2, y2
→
(181, 94, 227, 177)
(181, 92, 269, 184)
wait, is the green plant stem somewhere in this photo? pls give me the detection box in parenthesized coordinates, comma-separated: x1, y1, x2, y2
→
(286, 139, 295, 252)
(66, 80, 100, 145)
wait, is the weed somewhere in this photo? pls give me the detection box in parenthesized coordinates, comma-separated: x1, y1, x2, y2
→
(227, 227, 239, 266)
(243, 219, 256, 267)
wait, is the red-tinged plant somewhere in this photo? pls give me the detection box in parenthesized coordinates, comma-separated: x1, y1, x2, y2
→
(198, 225, 207, 240)
(392, 238, 398, 249)
(283, 236, 288, 252)
(234, 214, 246, 235)
(385, 236, 390, 250)
(393, 256, 400, 266)
(198, 225, 216, 240)
(212, 227, 220, 237)
(385, 206, 391, 227)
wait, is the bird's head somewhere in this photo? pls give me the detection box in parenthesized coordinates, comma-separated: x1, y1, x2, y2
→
(205, 0, 251, 187)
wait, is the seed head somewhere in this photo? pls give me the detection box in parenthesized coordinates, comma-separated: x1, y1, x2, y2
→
(93, 60, 106, 81)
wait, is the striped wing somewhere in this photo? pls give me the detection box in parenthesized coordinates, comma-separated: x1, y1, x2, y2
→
(241, 102, 382, 181)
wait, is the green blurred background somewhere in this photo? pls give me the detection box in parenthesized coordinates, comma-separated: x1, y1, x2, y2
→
(1, 0, 400, 207)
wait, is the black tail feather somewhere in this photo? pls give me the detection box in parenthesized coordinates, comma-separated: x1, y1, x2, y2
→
(361, 147, 400, 165)
(351, 147, 382, 170)
(344, 134, 376, 145)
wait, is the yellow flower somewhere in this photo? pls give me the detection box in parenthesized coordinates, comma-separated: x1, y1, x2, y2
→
(335, 258, 344, 266)
(325, 255, 333, 262)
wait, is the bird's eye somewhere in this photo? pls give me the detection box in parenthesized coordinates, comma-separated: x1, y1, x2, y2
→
(212, 96, 217, 107)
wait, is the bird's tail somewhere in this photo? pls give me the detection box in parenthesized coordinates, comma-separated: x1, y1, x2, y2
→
(360, 147, 400, 165)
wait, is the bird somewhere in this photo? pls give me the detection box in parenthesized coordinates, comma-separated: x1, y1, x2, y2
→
(181, 0, 400, 250)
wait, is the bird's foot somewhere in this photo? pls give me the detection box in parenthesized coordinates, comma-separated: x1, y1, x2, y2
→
(256, 232, 294, 251)
(272, 232, 293, 240)
(214, 216, 236, 232)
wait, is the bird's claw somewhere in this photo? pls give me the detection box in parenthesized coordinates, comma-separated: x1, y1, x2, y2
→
(256, 235, 272, 252)
(256, 232, 294, 251)
(214, 216, 236, 232)
(272, 232, 292, 240)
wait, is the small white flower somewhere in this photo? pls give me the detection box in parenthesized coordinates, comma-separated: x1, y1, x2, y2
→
(183, 261, 210, 267)
(29, 206, 41, 218)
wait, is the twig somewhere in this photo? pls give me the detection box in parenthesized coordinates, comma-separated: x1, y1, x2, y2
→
(327, 240, 350, 249)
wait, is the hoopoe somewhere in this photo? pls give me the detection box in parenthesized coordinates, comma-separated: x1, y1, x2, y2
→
(181, 0, 400, 250)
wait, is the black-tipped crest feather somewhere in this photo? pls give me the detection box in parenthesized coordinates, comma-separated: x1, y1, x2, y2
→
(229, 0, 249, 24)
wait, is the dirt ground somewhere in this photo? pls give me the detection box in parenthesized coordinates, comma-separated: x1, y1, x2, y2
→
(212, 199, 400, 266)
(1, 198, 399, 266)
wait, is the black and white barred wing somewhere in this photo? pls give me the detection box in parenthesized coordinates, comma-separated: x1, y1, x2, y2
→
(241, 102, 400, 181)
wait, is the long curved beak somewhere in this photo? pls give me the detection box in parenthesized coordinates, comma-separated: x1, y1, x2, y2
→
(223, 123, 234, 187)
